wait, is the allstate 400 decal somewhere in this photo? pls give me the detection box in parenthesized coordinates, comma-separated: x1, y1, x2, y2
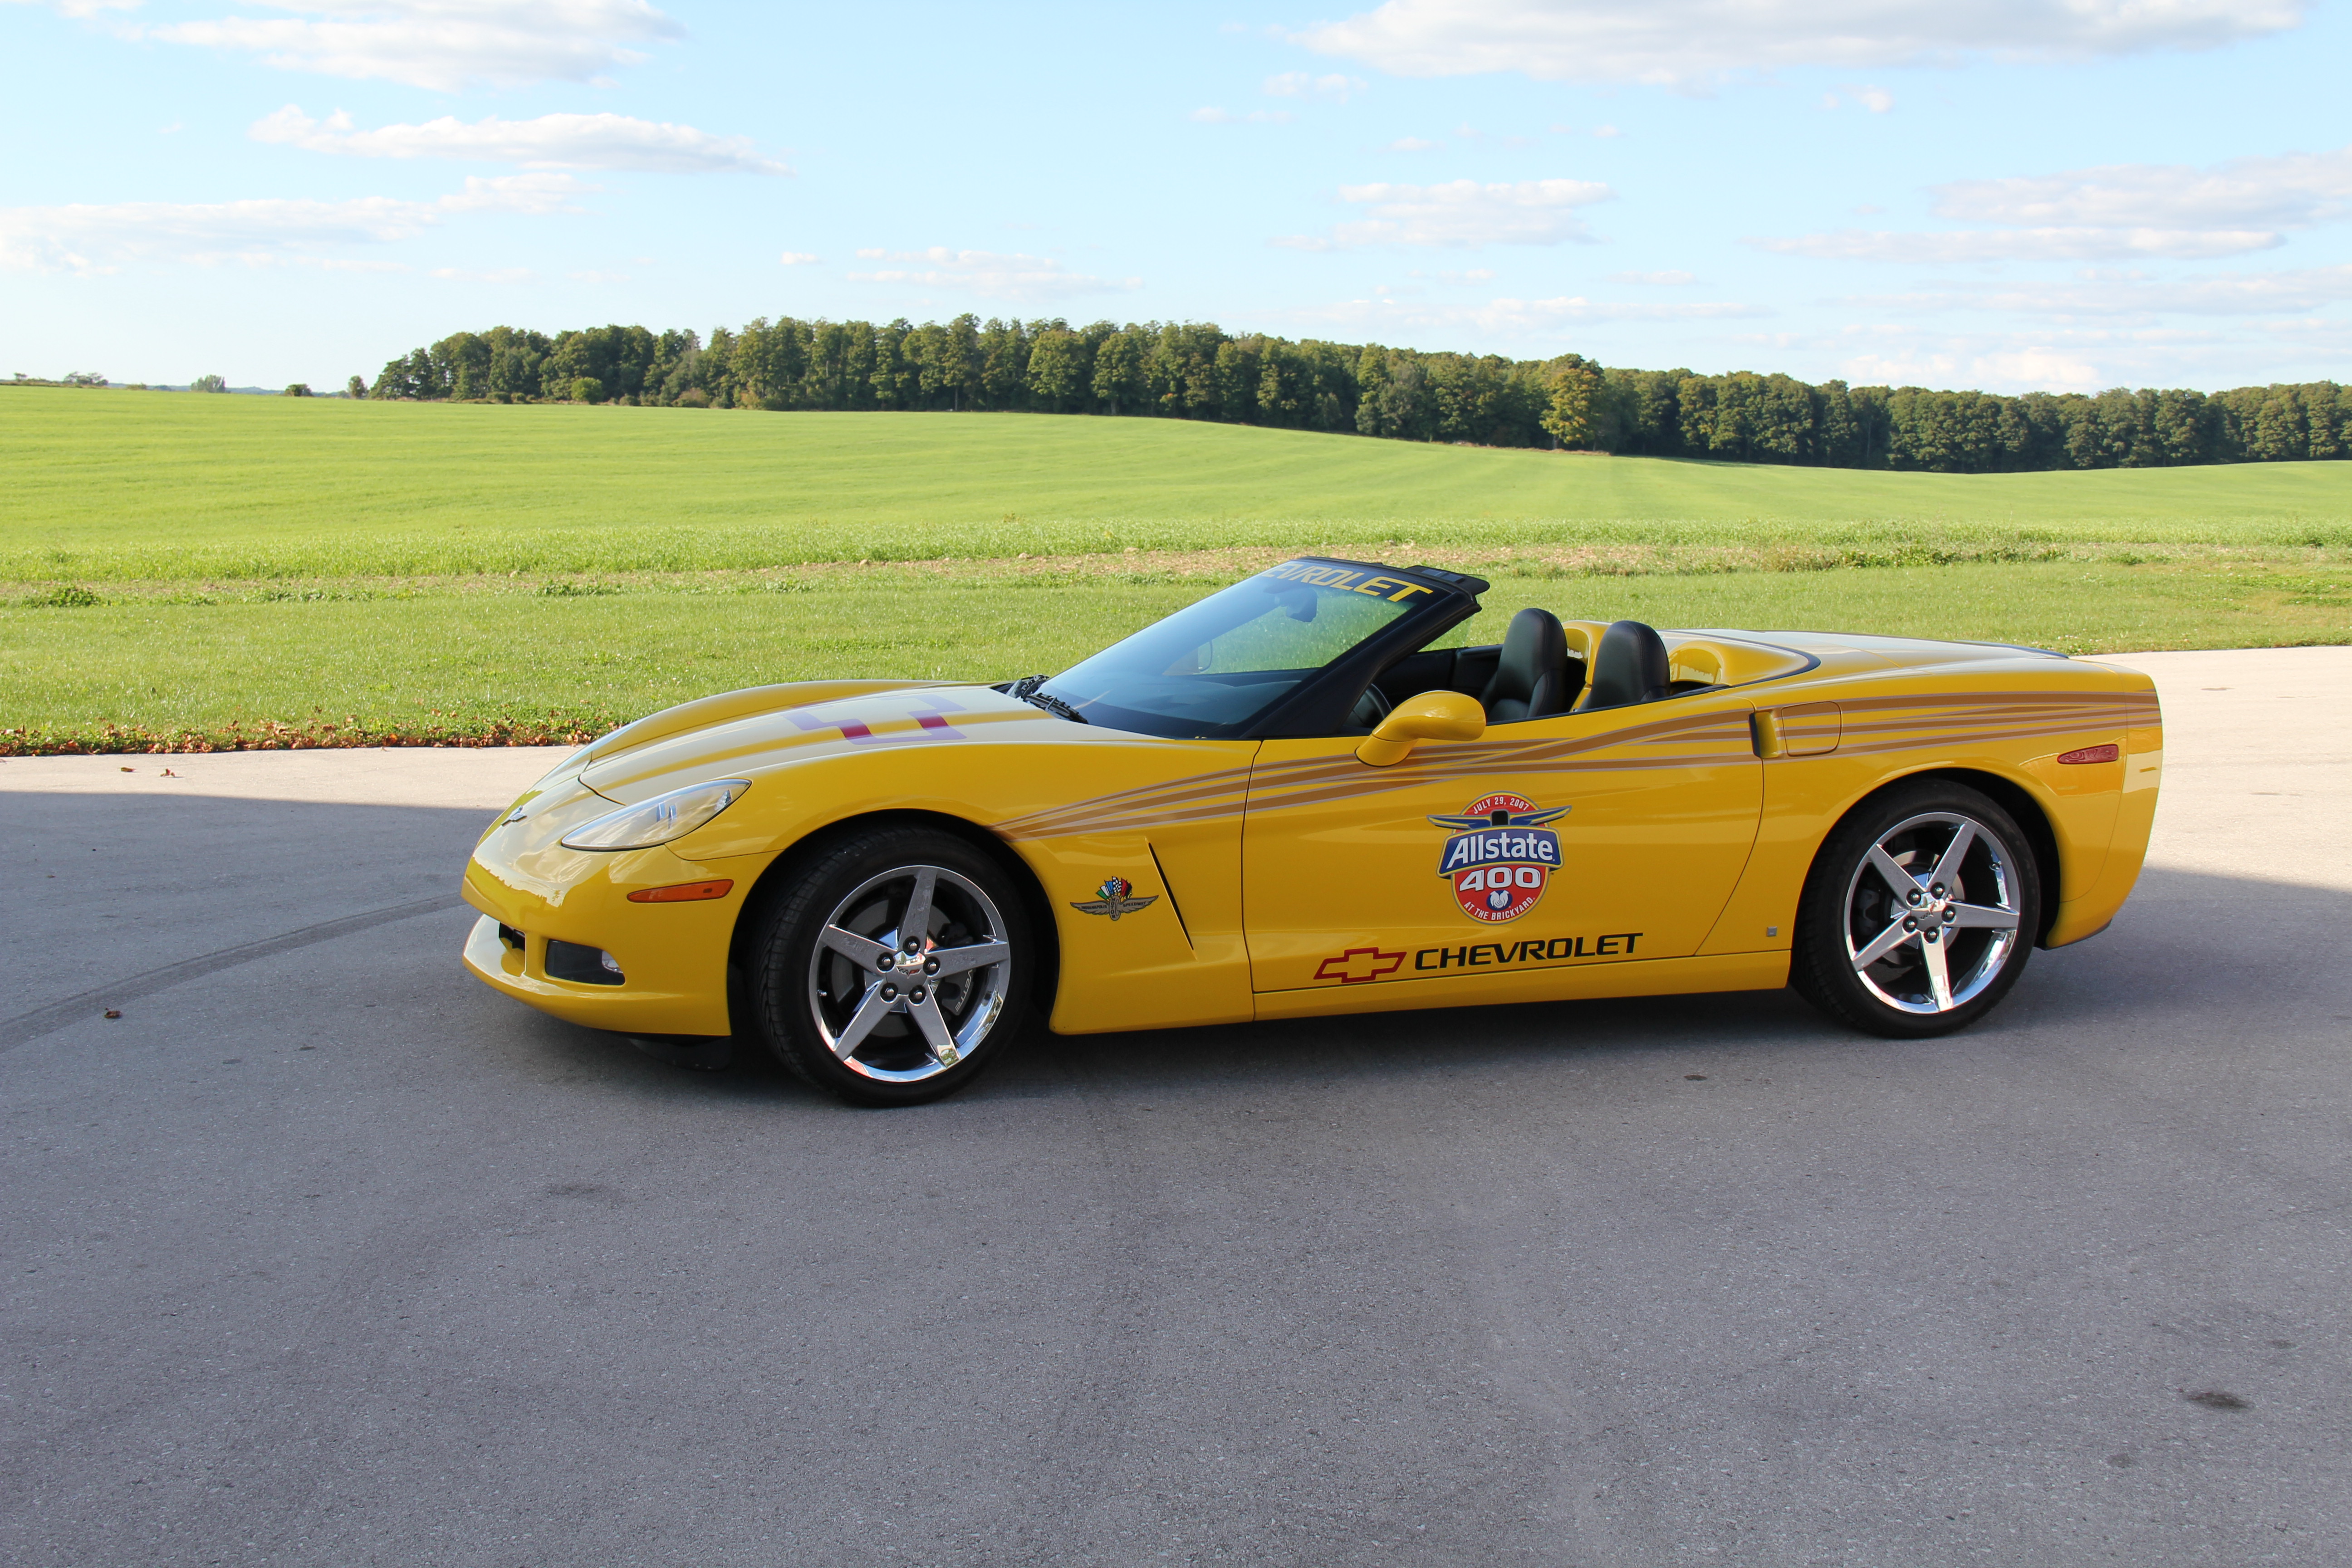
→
(1430, 794, 1569, 923)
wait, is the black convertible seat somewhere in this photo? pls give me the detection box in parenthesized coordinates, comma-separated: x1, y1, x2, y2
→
(1578, 619, 1672, 711)
(1479, 607, 1572, 723)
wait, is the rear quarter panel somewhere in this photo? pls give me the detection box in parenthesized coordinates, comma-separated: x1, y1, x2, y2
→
(1698, 648, 2161, 956)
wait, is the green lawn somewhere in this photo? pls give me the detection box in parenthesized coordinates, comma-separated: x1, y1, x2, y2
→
(2, 387, 2347, 753)
(6, 561, 2345, 751)
(7, 387, 2352, 580)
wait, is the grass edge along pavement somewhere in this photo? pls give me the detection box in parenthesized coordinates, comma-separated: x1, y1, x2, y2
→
(5, 551, 2348, 757)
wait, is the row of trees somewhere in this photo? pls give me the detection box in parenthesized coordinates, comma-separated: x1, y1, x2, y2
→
(365, 317, 2352, 472)
(8, 372, 236, 392)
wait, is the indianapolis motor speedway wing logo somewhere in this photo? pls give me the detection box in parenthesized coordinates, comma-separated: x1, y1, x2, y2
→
(1070, 876, 1158, 921)
(1430, 794, 1569, 923)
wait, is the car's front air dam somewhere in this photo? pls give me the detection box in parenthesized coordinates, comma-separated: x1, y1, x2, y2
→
(460, 855, 743, 1037)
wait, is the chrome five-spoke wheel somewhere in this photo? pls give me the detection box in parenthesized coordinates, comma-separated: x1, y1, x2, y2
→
(751, 826, 1032, 1105)
(1843, 812, 2023, 1014)
(809, 864, 1011, 1082)
(1793, 782, 2042, 1038)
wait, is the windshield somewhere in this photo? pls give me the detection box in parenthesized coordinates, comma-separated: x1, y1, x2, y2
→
(1038, 562, 1442, 737)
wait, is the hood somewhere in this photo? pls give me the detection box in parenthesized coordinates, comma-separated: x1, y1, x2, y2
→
(580, 680, 1065, 800)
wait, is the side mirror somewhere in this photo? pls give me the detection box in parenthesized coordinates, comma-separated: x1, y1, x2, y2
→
(1356, 691, 1486, 767)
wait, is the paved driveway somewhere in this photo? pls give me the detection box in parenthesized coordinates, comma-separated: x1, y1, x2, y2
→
(5, 649, 2347, 1567)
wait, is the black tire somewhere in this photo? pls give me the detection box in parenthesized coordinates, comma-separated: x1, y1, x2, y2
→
(748, 825, 1033, 1106)
(1790, 779, 2041, 1039)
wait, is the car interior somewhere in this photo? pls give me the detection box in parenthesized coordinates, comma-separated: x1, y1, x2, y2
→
(1345, 608, 1726, 730)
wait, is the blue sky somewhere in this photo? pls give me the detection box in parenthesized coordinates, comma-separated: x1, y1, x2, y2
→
(6, 0, 2349, 393)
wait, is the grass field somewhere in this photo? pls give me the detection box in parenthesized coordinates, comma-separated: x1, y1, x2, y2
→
(4, 387, 2348, 752)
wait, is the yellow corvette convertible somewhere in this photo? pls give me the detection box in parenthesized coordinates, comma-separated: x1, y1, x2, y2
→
(462, 557, 2161, 1105)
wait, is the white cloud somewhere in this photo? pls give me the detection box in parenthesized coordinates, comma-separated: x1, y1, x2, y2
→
(844, 247, 1142, 300)
(1295, 293, 1766, 334)
(1862, 264, 2352, 317)
(433, 172, 587, 214)
(1191, 106, 1295, 124)
(248, 105, 786, 173)
(1297, 0, 2305, 88)
(1276, 177, 1613, 249)
(1759, 144, 2352, 264)
(778, 250, 821, 265)
(145, 0, 684, 92)
(1264, 70, 1366, 100)
(1823, 84, 1896, 111)
(1799, 318, 2344, 391)
(1842, 346, 2102, 390)
(1973, 348, 2100, 386)
(1613, 268, 1696, 284)
(1841, 350, 1958, 383)
(1754, 226, 2282, 262)
(3, 0, 140, 14)
(0, 174, 590, 273)
(1931, 145, 2352, 231)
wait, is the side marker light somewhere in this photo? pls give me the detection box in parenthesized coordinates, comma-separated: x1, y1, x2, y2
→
(627, 879, 735, 904)
(2058, 744, 2120, 765)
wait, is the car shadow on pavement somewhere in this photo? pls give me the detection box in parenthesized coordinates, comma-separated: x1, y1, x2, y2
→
(1004, 859, 2347, 1103)
(7, 788, 2335, 1110)
(498, 861, 2350, 1112)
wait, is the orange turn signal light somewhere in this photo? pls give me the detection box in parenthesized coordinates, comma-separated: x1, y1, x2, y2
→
(2057, 744, 2120, 765)
(626, 879, 735, 903)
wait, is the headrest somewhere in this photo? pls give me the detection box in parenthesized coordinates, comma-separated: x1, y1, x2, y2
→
(1579, 620, 1671, 710)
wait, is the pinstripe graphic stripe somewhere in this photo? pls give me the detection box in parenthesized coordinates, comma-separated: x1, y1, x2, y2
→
(992, 686, 2156, 841)
(1239, 752, 1761, 818)
(992, 769, 1256, 839)
(1836, 727, 2132, 758)
(994, 706, 1745, 839)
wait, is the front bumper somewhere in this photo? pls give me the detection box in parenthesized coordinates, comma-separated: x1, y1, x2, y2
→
(459, 911, 735, 1036)
(459, 777, 755, 1038)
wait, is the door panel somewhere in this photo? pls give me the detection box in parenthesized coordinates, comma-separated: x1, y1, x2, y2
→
(1242, 695, 1762, 995)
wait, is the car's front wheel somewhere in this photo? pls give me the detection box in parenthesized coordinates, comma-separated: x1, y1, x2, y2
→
(1790, 780, 2041, 1038)
(748, 826, 1031, 1106)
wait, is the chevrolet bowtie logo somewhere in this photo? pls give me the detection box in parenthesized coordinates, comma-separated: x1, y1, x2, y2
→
(1315, 946, 1406, 985)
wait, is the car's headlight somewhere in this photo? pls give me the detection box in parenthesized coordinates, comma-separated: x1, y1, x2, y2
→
(559, 779, 752, 851)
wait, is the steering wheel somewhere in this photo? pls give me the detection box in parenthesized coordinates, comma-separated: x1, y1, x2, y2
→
(1346, 683, 1394, 730)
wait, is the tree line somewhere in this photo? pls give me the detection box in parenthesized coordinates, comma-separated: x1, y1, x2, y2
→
(364, 317, 2352, 472)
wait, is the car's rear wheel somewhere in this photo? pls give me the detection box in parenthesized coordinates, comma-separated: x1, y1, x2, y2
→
(749, 826, 1031, 1106)
(1790, 780, 2040, 1039)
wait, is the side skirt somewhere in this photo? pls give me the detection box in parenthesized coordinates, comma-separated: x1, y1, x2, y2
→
(1250, 951, 1792, 1022)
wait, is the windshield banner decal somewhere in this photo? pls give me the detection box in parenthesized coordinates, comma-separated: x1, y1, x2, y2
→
(1257, 562, 1435, 603)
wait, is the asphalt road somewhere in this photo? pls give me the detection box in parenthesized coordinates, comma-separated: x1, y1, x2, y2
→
(5, 648, 2348, 1568)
